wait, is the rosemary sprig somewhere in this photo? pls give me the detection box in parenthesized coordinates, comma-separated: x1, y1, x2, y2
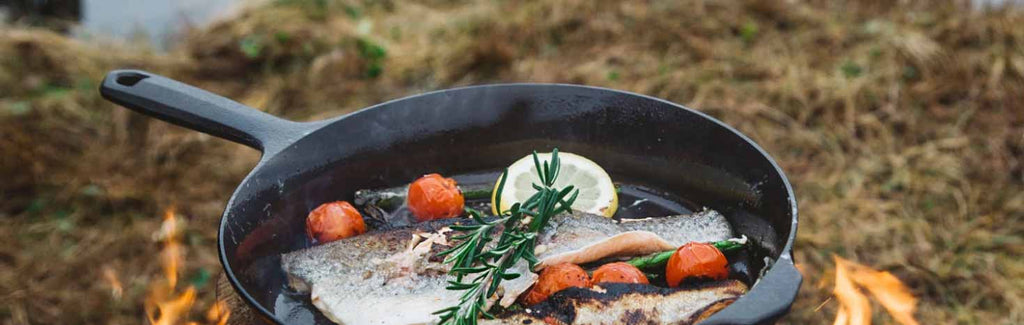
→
(434, 149, 579, 325)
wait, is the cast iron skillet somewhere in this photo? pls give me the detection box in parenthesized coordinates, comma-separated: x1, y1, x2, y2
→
(100, 69, 801, 324)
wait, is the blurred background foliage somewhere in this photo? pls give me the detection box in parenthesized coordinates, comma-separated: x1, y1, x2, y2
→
(0, 0, 1021, 324)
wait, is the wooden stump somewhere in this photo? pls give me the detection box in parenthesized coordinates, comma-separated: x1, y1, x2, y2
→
(216, 275, 265, 325)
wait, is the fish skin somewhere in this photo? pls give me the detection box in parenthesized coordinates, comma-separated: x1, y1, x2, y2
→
(286, 219, 466, 325)
(281, 210, 734, 325)
(310, 271, 459, 325)
(282, 217, 465, 293)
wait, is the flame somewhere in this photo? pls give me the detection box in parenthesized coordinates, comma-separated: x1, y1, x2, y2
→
(207, 300, 231, 325)
(141, 208, 230, 325)
(832, 255, 920, 325)
(158, 208, 183, 289)
(147, 287, 197, 325)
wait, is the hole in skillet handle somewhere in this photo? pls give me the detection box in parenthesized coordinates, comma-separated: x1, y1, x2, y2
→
(115, 72, 148, 86)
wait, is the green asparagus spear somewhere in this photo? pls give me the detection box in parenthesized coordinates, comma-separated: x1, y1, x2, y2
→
(626, 236, 747, 270)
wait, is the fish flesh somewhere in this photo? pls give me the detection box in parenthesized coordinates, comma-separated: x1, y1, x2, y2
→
(283, 220, 461, 324)
(281, 209, 735, 325)
(484, 281, 748, 325)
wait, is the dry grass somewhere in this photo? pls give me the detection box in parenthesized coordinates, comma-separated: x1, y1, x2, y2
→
(1, 0, 1022, 324)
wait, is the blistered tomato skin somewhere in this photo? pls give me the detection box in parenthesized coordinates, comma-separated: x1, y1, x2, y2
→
(666, 242, 729, 287)
(592, 262, 649, 285)
(407, 173, 465, 222)
(521, 263, 592, 306)
(305, 201, 367, 243)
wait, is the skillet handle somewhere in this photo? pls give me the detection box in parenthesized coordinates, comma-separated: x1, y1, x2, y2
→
(699, 254, 802, 325)
(100, 69, 315, 156)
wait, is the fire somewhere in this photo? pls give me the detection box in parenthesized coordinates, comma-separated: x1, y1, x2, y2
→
(147, 286, 197, 325)
(832, 255, 920, 325)
(160, 208, 183, 289)
(206, 300, 232, 325)
(141, 208, 230, 325)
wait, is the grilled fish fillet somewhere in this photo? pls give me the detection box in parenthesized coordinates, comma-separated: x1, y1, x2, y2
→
(281, 210, 733, 325)
(533, 209, 733, 268)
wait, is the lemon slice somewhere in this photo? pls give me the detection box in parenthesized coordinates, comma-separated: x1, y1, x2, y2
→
(491, 152, 618, 218)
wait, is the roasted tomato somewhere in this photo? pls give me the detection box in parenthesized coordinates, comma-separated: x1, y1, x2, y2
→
(521, 263, 592, 306)
(406, 173, 464, 221)
(592, 262, 649, 285)
(306, 201, 367, 243)
(666, 242, 728, 287)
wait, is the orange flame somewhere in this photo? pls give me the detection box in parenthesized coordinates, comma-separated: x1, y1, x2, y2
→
(207, 300, 231, 325)
(147, 287, 197, 325)
(158, 208, 183, 289)
(142, 208, 230, 325)
(832, 255, 920, 325)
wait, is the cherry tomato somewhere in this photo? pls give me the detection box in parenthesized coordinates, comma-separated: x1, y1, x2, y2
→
(521, 263, 591, 306)
(592, 262, 649, 285)
(406, 173, 464, 221)
(666, 242, 728, 287)
(306, 201, 366, 243)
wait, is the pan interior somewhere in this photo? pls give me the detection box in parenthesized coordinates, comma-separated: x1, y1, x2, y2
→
(218, 85, 795, 324)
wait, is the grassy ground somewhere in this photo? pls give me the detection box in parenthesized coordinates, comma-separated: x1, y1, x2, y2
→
(1, 0, 1021, 324)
